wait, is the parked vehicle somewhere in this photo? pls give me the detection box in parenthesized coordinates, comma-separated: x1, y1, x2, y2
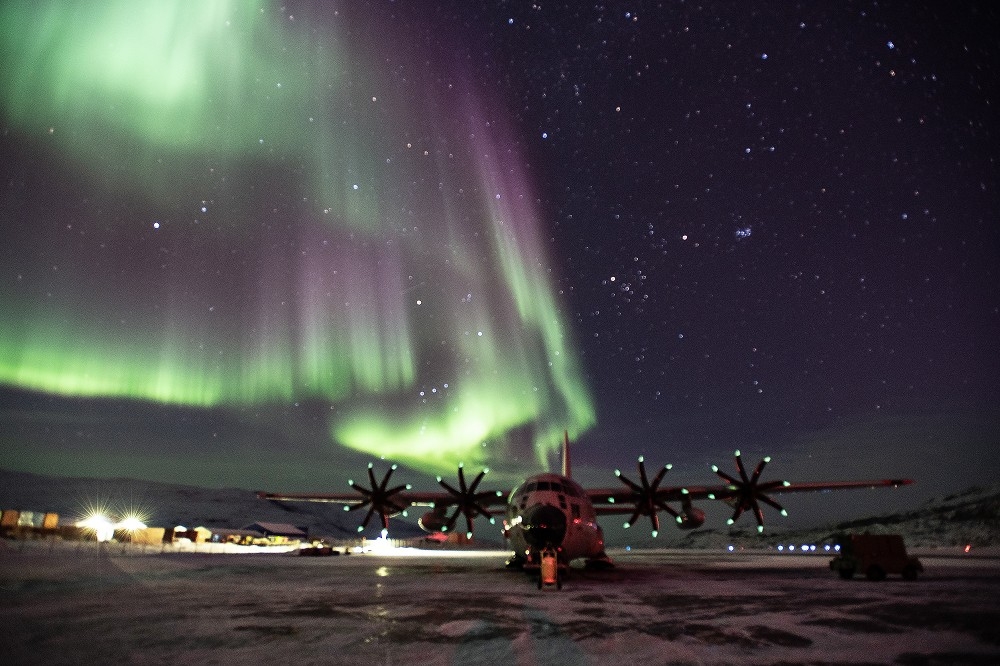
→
(829, 533, 922, 580)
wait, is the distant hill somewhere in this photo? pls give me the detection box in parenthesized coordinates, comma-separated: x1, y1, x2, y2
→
(670, 483, 1000, 550)
(3, 468, 997, 549)
(0, 468, 424, 540)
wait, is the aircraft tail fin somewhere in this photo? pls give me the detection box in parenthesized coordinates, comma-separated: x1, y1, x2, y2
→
(562, 430, 572, 478)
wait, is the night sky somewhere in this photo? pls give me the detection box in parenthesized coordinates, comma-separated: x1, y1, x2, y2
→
(2, 2, 998, 525)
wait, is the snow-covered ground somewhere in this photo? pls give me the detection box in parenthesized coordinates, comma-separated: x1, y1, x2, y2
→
(2, 540, 998, 665)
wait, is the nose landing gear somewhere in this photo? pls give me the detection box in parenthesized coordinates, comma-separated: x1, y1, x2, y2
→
(537, 545, 562, 590)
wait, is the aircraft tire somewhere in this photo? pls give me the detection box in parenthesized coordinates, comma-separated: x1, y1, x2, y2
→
(866, 565, 886, 581)
(902, 564, 919, 581)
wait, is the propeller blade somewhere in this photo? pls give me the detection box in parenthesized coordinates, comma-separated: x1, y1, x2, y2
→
(436, 465, 496, 537)
(344, 463, 409, 532)
(714, 452, 788, 531)
(734, 450, 750, 483)
(615, 457, 678, 533)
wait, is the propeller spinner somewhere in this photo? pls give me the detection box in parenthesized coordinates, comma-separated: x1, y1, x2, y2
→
(615, 456, 682, 537)
(711, 450, 790, 532)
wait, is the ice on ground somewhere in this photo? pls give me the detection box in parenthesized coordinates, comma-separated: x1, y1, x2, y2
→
(2, 540, 999, 665)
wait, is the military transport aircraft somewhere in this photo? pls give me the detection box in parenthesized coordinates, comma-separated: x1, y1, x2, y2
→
(259, 433, 912, 581)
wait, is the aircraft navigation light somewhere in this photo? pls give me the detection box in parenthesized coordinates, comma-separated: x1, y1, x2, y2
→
(757, 525, 764, 533)
(711, 464, 720, 473)
(652, 530, 658, 537)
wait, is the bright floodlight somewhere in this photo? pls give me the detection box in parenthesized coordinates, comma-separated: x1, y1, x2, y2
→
(77, 513, 115, 542)
(116, 515, 147, 531)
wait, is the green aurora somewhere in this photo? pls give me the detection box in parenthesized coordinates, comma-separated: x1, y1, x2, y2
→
(0, 1, 594, 473)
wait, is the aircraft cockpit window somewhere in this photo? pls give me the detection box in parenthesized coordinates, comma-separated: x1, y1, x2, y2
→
(551, 482, 563, 493)
(525, 482, 537, 493)
(537, 481, 551, 491)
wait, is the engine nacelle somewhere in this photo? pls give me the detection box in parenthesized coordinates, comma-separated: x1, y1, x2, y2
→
(418, 507, 448, 533)
(677, 507, 705, 530)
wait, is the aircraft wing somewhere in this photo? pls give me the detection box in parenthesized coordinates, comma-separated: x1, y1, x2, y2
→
(583, 450, 913, 532)
(258, 463, 509, 534)
(587, 478, 913, 508)
(258, 489, 466, 506)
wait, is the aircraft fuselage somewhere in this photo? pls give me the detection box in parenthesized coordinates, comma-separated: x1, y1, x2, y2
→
(503, 472, 607, 567)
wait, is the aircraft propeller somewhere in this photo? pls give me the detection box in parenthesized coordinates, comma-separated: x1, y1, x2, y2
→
(346, 463, 411, 531)
(436, 464, 502, 538)
(711, 450, 790, 532)
(615, 456, 682, 537)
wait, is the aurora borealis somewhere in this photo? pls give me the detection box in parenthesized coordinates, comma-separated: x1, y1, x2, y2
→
(0, 1, 594, 473)
(2, 1, 997, 514)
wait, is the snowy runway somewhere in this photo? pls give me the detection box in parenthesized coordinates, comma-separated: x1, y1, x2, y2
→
(2, 542, 998, 664)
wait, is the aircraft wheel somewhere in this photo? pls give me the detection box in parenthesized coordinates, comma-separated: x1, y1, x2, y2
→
(866, 565, 886, 581)
(902, 564, 918, 581)
(838, 567, 855, 580)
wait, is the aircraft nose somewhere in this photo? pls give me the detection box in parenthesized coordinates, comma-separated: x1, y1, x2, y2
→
(522, 503, 567, 549)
